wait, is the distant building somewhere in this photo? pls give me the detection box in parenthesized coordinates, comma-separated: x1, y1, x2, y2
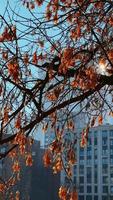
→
(0, 140, 60, 200)
(30, 141, 60, 200)
(61, 124, 113, 200)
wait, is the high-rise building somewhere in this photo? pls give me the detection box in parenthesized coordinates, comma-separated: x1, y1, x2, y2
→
(61, 124, 113, 200)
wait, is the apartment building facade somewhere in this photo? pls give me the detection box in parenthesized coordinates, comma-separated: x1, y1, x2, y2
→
(61, 124, 113, 200)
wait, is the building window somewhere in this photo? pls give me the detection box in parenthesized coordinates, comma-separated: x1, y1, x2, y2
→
(88, 138, 92, 146)
(87, 159, 91, 165)
(110, 130, 113, 137)
(103, 186, 108, 193)
(111, 173, 113, 179)
(102, 149, 108, 156)
(94, 172, 98, 183)
(87, 186, 92, 193)
(79, 176, 84, 184)
(79, 149, 84, 156)
(102, 196, 108, 200)
(94, 186, 98, 193)
(87, 167, 91, 173)
(80, 156, 84, 160)
(110, 177, 113, 183)
(110, 158, 113, 165)
(102, 130, 107, 137)
(94, 131, 97, 137)
(102, 146, 108, 150)
(87, 147, 92, 151)
(110, 169, 113, 183)
(102, 165, 108, 174)
(79, 165, 84, 174)
(94, 159, 98, 164)
(86, 196, 92, 200)
(103, 176, 108, 184)
(80, 159, 84, 165)
(102, 158, 108, 165)
(110, 139, 113, 145)
(110, 167, 113, 173)
(87, 150, 92, 156)
(79, 186, 84, 193)
(94, 137, 97, 146)
(94, 149, 97, 156)
(94, 155, 97, 160)
(87, 156, 92, 160)
(110, 186, 113, 193)
(110, 149, 113, 155)
(74, 176, 76, 184)
(102, 138, 107, 146)
(79, 196, 84, 200)
(94, 196, 98, 200)
(87, 168, 92, 183)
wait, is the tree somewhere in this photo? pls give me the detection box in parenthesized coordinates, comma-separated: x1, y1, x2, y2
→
(0, 0, 113, 199)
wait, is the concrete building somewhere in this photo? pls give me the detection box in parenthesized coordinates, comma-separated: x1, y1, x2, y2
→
(61, 124, 113, 200)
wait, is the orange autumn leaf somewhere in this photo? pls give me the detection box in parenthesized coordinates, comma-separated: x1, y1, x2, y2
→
(98, 115, 103, 125)
(7, 60, 19, 80)
(15, 114, 21, 129)
(43, 150, 52, 167)
(3, 107, 9, 123)
(46, 8, 52, 20)
(19, 145, 26, 155)
(25, 154, 33, 166)
(30, 2, 35, 9)
(76, 25, 81, 38)
(32, 52, 38, 65)
(35, 0, 44, 6)
(8, 149, 17, 159)
(53, 157, 63, 173)
(0, 26, 16, 42)
(0, 183, 5, 192)
(99, 58, 106, 66)
(80, 136, 87, 147)
(2, 51, 8, 60)
(14, 133, 27, 146)
(109, 111, 113, 117)
(108, 49, 113, 60)
(15, 191, 20, 200)
(67, 119, 75, 131)
(12, 161, 21, 173)
(67, 149, 76, 165)
(59, 186, 67, 200)
(109, 17, 113, 26)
